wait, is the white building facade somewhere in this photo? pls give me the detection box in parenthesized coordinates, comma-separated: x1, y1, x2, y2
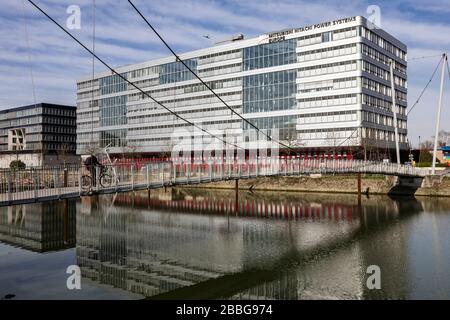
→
(76, 16, 407, 159)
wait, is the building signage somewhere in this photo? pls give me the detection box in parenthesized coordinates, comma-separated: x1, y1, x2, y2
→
(267, 16, 356, 43)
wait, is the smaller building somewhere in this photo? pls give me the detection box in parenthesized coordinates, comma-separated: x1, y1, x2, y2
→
(0, 103, 78, 168)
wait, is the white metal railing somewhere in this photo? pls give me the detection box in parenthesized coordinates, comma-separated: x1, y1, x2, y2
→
(0, 159, 434, 205)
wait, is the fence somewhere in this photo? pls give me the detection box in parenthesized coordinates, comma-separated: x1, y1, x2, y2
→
(0, 159, 433, 206)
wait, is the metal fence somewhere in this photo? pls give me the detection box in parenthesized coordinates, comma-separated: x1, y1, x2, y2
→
(0, 165, 80, 204)
(0, 159, 434, 206)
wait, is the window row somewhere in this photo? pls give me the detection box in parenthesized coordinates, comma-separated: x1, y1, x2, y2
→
(298, 60, 357, 77)
(361, 27, 406, 60)
(362, 127, 407, 142)
(199, 49, 241, 65)
(298, 127, 357, 140)
(362, 111, 407, 129)
(77, 79, 99, 90)
(128, 106, 240, 125)
(100, 74, 127, 95)
(298, 111, 357, 124)
(159, 59, 198, 84)
(297, 27, 357, 47)
(361, 44, 407, 74)
(128, 66, 160, 79)
(362, 94, 406, 115)
(77, 89, 100, 100)
(298, 43, 357, 62)
(298, 94, 358, 108)
(243, 39, 297, 71)
(362, 77, 407, 102)
(298, 77, 357, 93)
(198, 63, 242, 77)
(362, 60, 406, 88)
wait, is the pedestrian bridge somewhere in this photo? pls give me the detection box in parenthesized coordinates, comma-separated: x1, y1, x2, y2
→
(0, 158, 436, 206)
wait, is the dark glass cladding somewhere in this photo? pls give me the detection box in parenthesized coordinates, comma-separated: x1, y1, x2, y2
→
(243, 70, 297, 113)
(243, 39, 297, 71)
(159, 59, 198, 84)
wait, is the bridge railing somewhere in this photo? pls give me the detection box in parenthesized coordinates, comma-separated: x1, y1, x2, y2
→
(0, 159, 435, 205)
(0, 166, 80, 204)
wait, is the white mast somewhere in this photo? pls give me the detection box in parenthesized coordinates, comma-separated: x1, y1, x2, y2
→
(432, 53, 447, 175)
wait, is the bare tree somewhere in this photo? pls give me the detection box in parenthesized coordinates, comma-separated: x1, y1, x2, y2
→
(284, 132, 305, 156)
(326, 130, 340, 156)
(57, 143, 73, 167)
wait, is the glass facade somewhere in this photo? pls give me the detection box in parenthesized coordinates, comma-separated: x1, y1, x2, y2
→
(243, 39, 297, 71)
(100, 95, 127, 127)
(244, 115, 297, 141)
(243, 70, 296, 113)
(76, 17, 408, 155)
(100, 129, 127, 148)
(159, 59, 198, 84)
(100, 74, 127, 95)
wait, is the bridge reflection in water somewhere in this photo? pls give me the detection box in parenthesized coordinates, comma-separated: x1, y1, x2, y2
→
(1, 189, 449, 299)
(74, 189, 434, 300)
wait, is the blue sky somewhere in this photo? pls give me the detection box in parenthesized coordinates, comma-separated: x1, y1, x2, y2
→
(1, 0, 450, 146)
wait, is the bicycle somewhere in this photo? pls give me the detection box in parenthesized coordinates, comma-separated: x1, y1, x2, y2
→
(81, 144, 119, 190)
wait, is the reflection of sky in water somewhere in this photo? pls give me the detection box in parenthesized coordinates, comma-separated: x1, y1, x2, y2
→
(0, 191, 449, 300)
(0, 244, 140, 299)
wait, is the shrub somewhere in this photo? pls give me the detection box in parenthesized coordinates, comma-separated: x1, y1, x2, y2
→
(10, 160, 26, 170)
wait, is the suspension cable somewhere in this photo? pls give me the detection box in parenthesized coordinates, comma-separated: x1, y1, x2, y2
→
(27, 0, 245, 154)
(407, 56, 443, 116)
(408, 54, 443, 61)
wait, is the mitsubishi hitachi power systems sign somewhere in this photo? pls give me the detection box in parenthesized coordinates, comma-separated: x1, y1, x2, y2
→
(266, 16, 357, 43)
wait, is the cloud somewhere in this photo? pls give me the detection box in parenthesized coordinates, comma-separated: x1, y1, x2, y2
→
(1, 0, 449, 143)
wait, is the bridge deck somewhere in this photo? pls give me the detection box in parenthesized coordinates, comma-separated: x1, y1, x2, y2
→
(0, 159, 433, 206)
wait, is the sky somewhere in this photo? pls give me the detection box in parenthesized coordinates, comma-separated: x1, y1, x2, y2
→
(1, 0, 450, 147)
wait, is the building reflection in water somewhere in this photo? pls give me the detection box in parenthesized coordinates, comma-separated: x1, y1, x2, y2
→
(74, 188, 438, 300)
(0, 200, 76, 252)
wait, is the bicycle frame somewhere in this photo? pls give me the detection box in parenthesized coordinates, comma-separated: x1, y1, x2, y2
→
(103, 144, 119, 184)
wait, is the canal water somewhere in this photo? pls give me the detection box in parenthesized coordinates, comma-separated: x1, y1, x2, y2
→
(0, 188, 449, 300)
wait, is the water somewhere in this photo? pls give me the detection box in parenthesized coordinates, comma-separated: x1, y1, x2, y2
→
(0, 188, 449, 300)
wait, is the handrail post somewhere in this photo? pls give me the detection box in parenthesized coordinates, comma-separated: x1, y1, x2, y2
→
(32, 169, 37, 200)
(131, 164, 135, 191)
(172, 162, 176, 184)
(146, 164, 150, 189)
(7, 170, 12, 204)
(209, 162, 212, 181)
(78, 168, 82, 195)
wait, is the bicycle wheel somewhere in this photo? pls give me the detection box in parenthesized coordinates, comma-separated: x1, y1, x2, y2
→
(81, 175, 92, 190)
(100, 173, 113, 188)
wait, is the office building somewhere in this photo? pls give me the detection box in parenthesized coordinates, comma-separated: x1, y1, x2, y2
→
(0, 103, 78, 167)
(76, 16, 407, 160)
